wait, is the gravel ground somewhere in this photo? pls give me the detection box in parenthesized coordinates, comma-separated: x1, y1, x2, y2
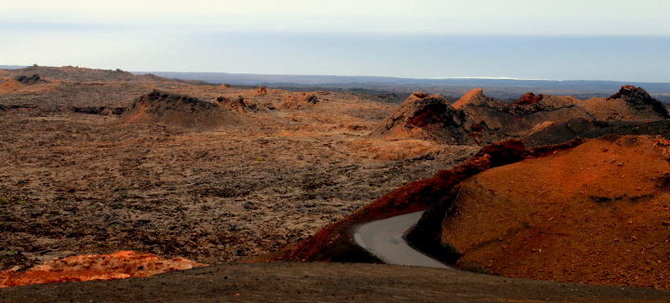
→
(2, 262, 669, 303)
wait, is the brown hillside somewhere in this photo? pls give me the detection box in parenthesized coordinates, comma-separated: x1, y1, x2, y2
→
(122, 90, 240, 129)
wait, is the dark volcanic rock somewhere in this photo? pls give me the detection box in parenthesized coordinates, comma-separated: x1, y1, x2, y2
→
(0, 104, 36, 112)
(70, 106, 127, 115)
(607, 85, 669, 118)
(14, 74, 45, 85)
(523, 118, 670, 147)
(372, 93, 466, 144)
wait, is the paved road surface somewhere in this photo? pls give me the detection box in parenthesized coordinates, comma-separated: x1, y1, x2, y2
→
(353, 211, 450, 269)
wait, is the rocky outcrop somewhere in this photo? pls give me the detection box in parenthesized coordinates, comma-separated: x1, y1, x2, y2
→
(513, 93, 543, 105)
(256, 86, 268, 96)
(122, 90, 240, 129)
(14, 74, 46, 85)
(374, 87, 668, 146)
(280, 93, 320, 110)
(70, 106, 126, 115)
(580, 86, 669, 122)
(608, 85, 669, 118)
(372, 93, 465, 144)
(217, 96, 257, 113)
(0, 104, 36, 112)
(374, 89, 593, 145)
(408, 135, 670, 289)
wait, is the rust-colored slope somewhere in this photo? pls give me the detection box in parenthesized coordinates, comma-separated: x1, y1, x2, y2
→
(440, 135, 670, 289)
(0, 251, 205, 288)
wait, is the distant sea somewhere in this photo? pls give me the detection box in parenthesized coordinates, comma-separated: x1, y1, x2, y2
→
(2, 26, 669, 82)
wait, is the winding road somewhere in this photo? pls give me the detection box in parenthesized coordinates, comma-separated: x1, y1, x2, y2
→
(353, 211, 451, 269)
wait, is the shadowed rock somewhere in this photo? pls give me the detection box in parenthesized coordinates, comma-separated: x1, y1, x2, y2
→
(70, 106, 126, 115)
(607, 85, 669, 118)
(14, 74, 46, 85)
(372, 92, 465, 144)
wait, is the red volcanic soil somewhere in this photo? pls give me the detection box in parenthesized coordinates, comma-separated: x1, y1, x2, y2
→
(0, 251, 205, 288)
(269, 139, 582, 262)
(438, 135, 670, 289)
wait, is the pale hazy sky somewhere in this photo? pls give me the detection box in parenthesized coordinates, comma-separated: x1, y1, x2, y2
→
(2, 0, 670, 81)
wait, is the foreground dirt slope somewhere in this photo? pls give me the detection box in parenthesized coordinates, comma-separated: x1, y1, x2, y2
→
(2, 263, 669, 303)
(440, 135, 670, 289)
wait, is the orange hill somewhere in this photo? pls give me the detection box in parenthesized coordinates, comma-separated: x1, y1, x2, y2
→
(411, 135, 670, 289)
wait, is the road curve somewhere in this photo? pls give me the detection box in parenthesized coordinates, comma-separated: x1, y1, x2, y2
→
(353, 211, 451, 269)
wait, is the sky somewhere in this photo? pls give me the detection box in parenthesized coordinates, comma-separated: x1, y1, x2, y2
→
(1, 0, 669, 81)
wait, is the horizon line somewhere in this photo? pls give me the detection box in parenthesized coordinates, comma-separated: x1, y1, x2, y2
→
(4, 64, 670, 84)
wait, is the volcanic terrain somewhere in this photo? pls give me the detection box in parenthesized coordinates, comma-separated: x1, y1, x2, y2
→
(375, 87, 669, 145)
(0, 66, 475, 277)
(1, 65, 670, 298)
